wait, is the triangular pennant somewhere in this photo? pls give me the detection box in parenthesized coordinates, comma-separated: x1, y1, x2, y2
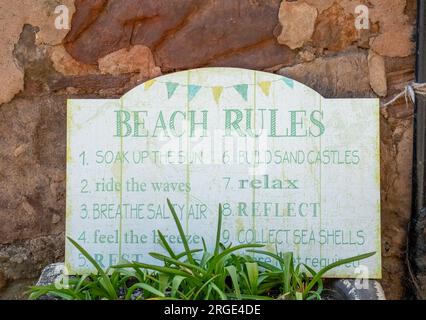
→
(188, 85, 202, 102)
(144, 79, 156, 91)
(258, 81, 272, 96)
(282, 77, 294, 89)
(166, 82, 179, 99)
(233, 84, 248, 101)
(212, 86, 224, 105)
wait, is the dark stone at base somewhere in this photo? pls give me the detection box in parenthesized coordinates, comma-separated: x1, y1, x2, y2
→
(36, 263, 64, 287)
(35, 263, 65, 300)
(324, 279, 386, 300)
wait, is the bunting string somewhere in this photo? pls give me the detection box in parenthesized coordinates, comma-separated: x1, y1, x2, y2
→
(142, 76, 296, 102)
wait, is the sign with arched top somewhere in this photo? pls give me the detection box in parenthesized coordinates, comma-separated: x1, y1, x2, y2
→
(66, 67, 381, 278)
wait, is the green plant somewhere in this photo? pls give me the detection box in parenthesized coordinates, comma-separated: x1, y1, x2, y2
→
(29, 199, 375, 300)
(114, 199, 266, 300)
(246, 249, 375, 300)
(28, 238, 162, 300)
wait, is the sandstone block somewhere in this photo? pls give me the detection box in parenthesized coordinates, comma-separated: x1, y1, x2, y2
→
(277, 1, 318, 50)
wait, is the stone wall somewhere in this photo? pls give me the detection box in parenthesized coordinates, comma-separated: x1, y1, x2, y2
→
(0, 0, 417, 299)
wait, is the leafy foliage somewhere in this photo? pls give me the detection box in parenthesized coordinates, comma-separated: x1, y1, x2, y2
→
(29, 199, 375, 300)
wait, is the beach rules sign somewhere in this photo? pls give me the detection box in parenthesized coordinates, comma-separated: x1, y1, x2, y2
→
(66, 68, 381, 278)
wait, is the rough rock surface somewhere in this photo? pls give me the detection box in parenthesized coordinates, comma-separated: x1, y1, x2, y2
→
(64, 0, 296, 71)
(312, 3, 357, 52)
(368, 50, 388, 97)
(0, 233, 64, 298)
(36, 263, 64, 287)
(49, 46, 98, 76)
(0, 0, 418, 300)
(371, 27, 415, 57)
(0, 0, 75, 105)
(277, 1, 318, 50)
(327, 279, 386, 300)
(0, 96, 66, 244)
(98, 45, 161, 79)
(278, 50, 374, 98)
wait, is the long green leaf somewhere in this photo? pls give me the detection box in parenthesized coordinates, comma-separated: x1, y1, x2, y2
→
(157, 230, 177, 259)
(171, 276, 186, 298)
(149, 252, 207, 276)
(210, 282, 227, 300)
(303, 252, 376, 298)
(282, 252, 293, 294)
(67, 237, 104, 275)
(176, 249, 203, 260)
(303, 264, 323, 298)
(193, 275, 220, 300)
(247, 249, 284, 266)
(125, 283, 165, 300)
(246, 262, 259, 293)
(67, 237, 117, 299)
(75, 275, 89, 292)
(226, 266, 241, 300)
(209, 244, 264, 274)
(167, 199, 195, 265)
(114, 262, 192, 279)
(214, 204, 223, 256)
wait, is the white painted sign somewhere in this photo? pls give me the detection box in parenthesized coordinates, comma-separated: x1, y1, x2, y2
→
(66, 68, 381, 278)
